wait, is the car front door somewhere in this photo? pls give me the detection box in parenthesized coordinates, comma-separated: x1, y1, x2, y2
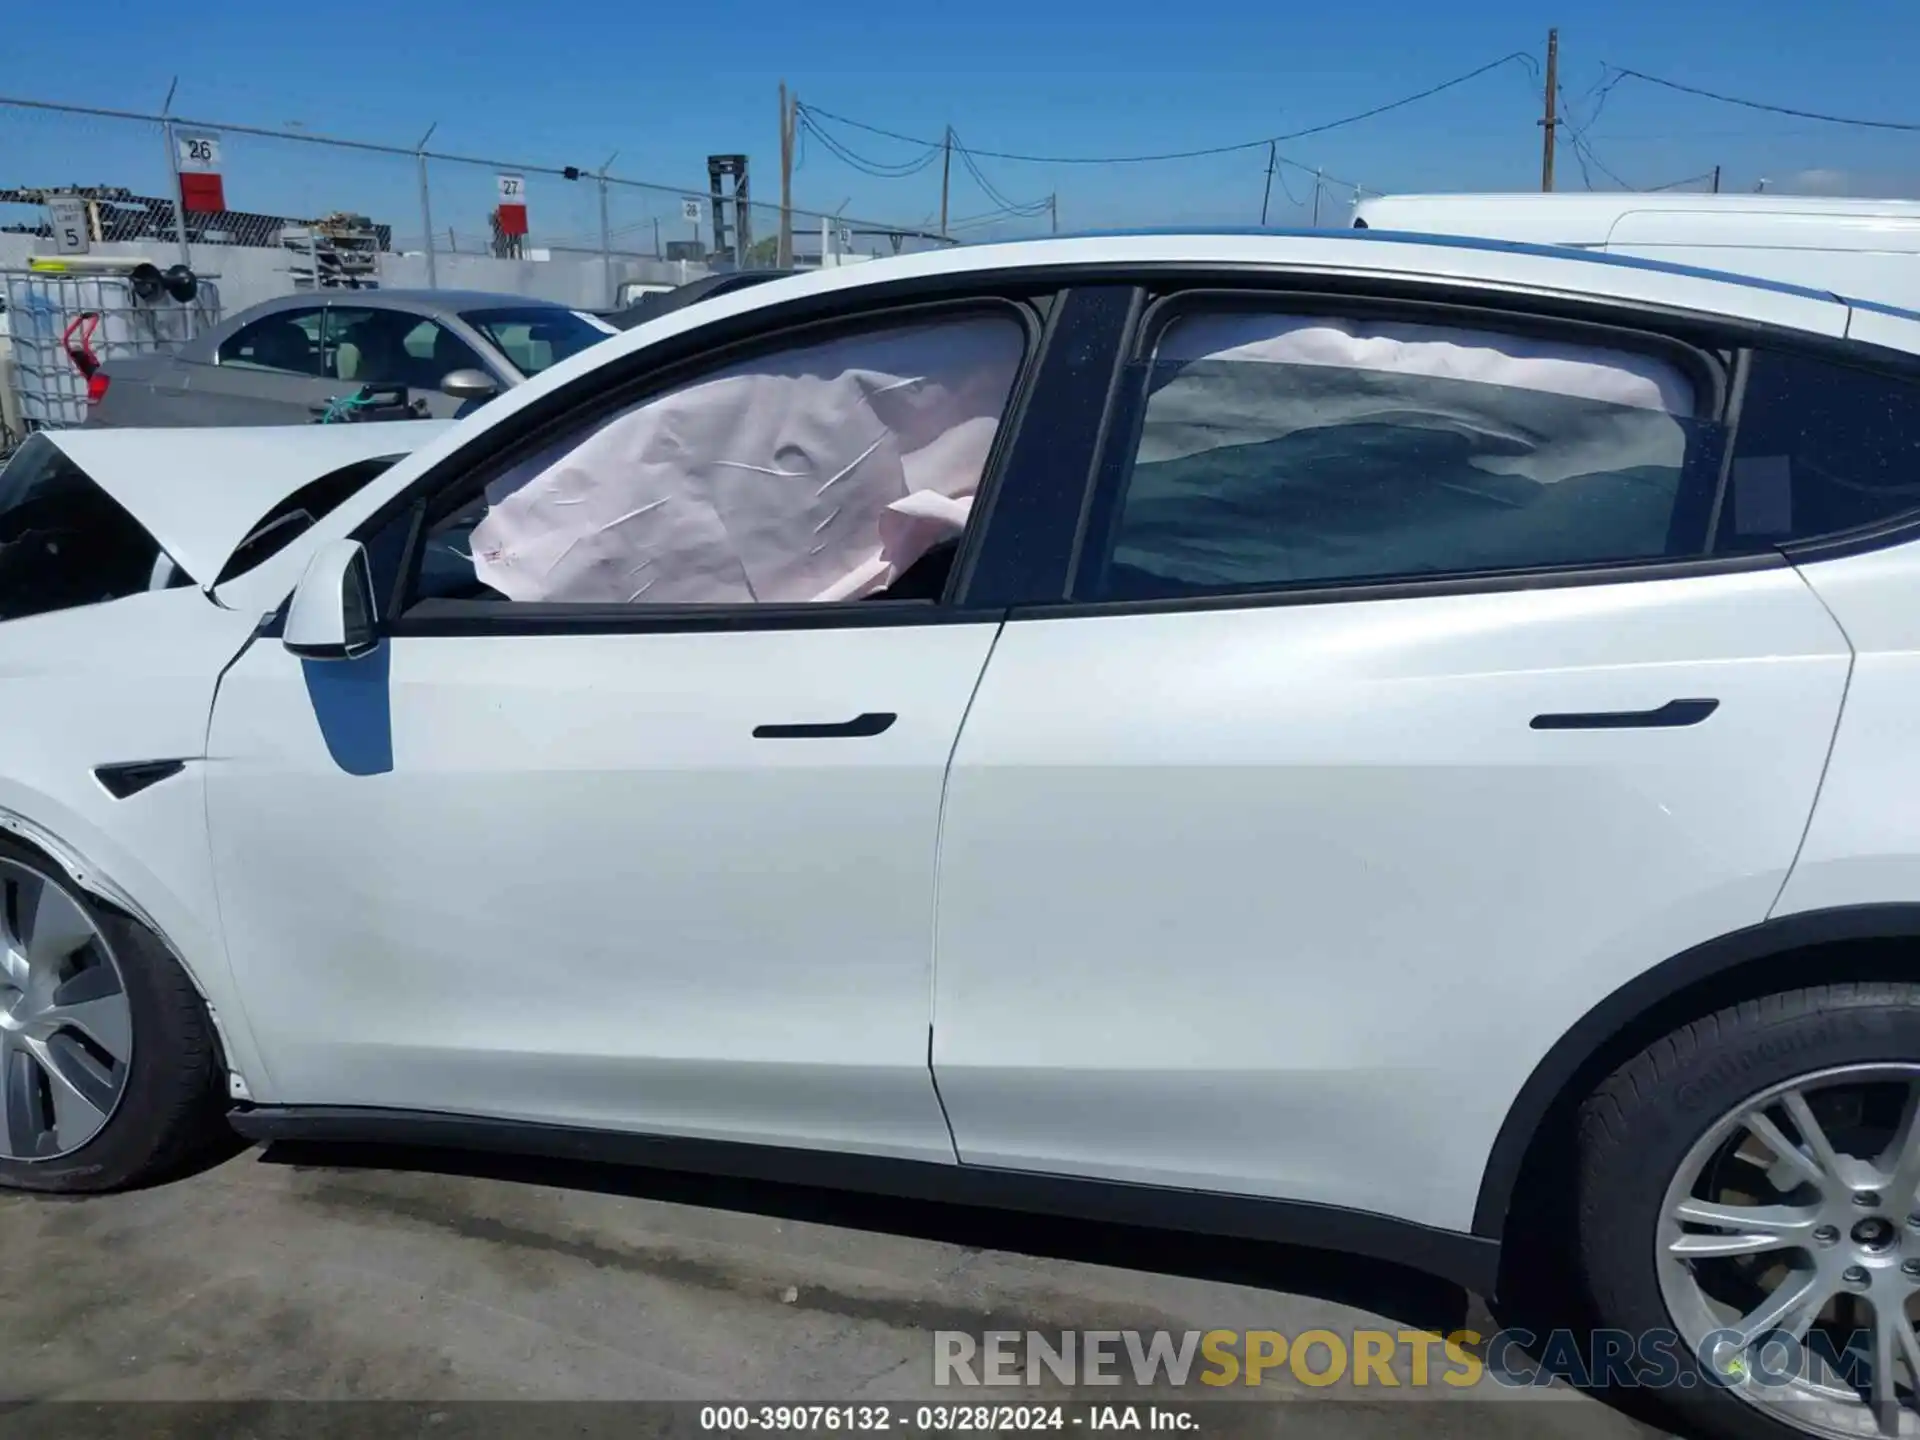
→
(324, 307, 495, 419)
(930, 286, 1858, 1233)
(203, 298, 1041, 1162)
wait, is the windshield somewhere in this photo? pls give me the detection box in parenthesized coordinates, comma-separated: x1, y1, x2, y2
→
(461, 306, 609, 376)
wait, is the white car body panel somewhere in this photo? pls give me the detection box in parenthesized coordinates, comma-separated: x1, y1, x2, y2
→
(1352, 192, 1920, 311)
(48, 422, 449, 587)
(1773, 540, 1920, 919)
(204, 621, 1000, 1154)
(0, 587, 271, 1087)
(0, 423, 453, 1098)
(1352, 192, 1920, 250)
(933, 568, 1851, 1231)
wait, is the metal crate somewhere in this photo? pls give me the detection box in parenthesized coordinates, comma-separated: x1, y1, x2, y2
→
(1, 268, 222, 433)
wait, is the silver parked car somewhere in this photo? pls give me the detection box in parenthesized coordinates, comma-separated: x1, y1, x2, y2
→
(86, 289, 615, 427)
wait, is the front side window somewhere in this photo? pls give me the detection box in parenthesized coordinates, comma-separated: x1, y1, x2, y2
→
(1081, 308, 1720, 601)
(327, 309, 488, 390)
(216, 308, 324, 375)
(411, 311, 1027, 609)
(460, 307, 609, 376)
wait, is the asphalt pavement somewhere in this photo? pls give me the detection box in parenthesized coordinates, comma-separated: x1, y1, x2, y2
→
(0, 1139, 1674, 1439)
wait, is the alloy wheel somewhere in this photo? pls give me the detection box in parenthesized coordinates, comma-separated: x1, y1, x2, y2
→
(1660, 1062, 1920, 1437)
(0, 857, 132, 1161)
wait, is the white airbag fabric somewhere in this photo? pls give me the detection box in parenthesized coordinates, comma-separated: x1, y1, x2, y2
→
(470, 316, 1022, 604)
(1145, 313, 1694, 487)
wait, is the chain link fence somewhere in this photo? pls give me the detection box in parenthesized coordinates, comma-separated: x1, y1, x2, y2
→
(1, 93, 975, 318)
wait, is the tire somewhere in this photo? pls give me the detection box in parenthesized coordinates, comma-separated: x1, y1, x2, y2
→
(0, 839, 226, 1193)
(1577, 983, 1920, 1440)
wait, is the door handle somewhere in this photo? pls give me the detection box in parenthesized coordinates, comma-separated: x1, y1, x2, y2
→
(753, 711, 897, 740)
(1531, 698, 1719, 731)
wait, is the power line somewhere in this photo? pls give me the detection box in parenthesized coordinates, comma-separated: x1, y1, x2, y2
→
(803, 102, 1366, 198)
(795, 111, 942, 177)
(1277, 51, 1538, 144)
(1273, 165, 1309, 210)
(1606, 66, 1920, 132)
(950, 131, 1052, 217)
(1555, 81, 1635, 191)
(947, 205, 1050, 233)
(796, 52, 1535, 168)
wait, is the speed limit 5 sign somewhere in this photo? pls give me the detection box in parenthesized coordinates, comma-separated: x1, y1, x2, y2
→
(45, 196, 89, 255)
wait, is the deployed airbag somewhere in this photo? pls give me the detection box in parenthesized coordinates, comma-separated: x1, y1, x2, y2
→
(470, 316, 1024, 604)
(1112, 311, 1704, 590)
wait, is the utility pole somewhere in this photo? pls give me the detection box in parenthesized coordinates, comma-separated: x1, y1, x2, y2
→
(778, 83, 796, 269)
(1312, 167, 1323, 227)
(1539, 27, 1559, 192)
(1049, 192, 1058, 234)
(939, 126, 953, 238)
(597, 149, 618, 309)
(1711, 164, 1721, 194)
(1260, 142, 1276, 226)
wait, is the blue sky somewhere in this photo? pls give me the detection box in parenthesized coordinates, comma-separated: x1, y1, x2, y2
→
(5, 0, 1918, 245)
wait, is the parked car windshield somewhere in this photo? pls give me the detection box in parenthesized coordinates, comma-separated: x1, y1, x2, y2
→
(460, 306, 608, 376)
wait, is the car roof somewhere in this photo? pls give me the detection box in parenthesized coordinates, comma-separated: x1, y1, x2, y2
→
(584, 229, 1867, 349)
(1355, 192, 1920, 219)
(242, 290, 575, 316)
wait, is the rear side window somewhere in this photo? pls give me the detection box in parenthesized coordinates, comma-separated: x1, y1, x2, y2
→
(1715, 350, 1920, 550)
(0, 436, 178, 620)
(1079, 308, 1721, 601)
(216, 308, 325, 376)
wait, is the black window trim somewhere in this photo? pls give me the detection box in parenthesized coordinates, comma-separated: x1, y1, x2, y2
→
(1017, 272, 1913, 623)
(376, 293, 1049, 638)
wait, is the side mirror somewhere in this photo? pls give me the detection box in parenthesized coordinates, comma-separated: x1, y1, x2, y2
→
(284, 539, 378, 661)
(440, 368, 499, 402)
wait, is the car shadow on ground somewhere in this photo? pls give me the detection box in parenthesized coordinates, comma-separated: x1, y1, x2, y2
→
(253, 1138, 1475, 1339)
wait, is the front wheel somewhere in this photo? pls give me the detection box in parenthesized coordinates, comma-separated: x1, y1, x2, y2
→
(0, 842, 226, 1192)
(1578, 983, 1920, 1440)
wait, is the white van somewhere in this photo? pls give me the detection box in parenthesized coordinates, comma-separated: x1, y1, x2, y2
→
(1349, 192, 1920, 311)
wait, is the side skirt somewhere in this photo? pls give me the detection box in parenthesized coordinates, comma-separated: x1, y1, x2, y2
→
(229, 1104, 1500, 1294)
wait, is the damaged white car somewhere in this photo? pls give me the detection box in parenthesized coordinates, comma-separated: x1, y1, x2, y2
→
(12, 231, 1920, 1440)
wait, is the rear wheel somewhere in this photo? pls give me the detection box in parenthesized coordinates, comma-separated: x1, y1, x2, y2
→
(0, 844, 225, 1192)
(1578, 984, 1920, 1440)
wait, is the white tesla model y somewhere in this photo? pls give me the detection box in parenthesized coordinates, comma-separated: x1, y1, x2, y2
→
(6, 231, 1920, 1439)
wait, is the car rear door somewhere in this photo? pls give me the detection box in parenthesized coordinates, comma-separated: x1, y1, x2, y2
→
(931, 280, 1857, 1234)
(173, 304, 337, 425)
